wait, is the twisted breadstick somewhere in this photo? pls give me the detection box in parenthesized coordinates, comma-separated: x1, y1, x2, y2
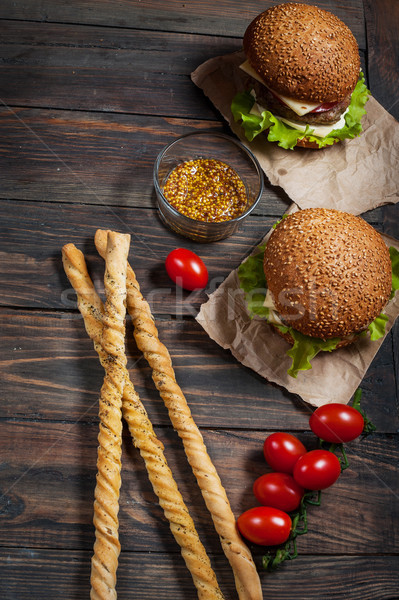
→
(95, 230, 263, 600)
(82, 232, 130, 599)
(62, 242, 225, 600)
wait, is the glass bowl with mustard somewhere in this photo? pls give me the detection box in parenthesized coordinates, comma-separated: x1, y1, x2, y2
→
(153, 131, 264, 242)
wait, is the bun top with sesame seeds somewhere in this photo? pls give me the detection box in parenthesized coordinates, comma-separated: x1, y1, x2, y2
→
(263, 208, 392, 340)
(243, 3, 361, 103)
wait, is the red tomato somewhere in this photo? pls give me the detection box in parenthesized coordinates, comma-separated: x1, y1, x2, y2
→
(263, 432, 307, 474)
(309, 403, 364, 444)
(237, 506, 292, 546)
(165, 248, 208, 291)
(293, 449, 341, 490)
(310, 101, 339, 113)
(253, 472, 304, 512)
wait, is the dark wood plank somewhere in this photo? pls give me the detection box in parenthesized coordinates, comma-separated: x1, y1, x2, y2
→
(0, 310, 399, 433)
(1, 548, 398, 600)
(383, 203, 399, 239)
(0, 422, 397, 556)
(364, 0, 399, 119)
(0, 109, 292, 210)
(0, 22, 239, 118)
(0, 200, 286, 313)
(0, 199, 389, 313)
(0, 20, 368, 119)
(0, 1, 366, 45)
(0, 2, 397, 599)
(0, 547, 224, 600)
(0, 309, 397, 431)
(0, 308, 304, 428)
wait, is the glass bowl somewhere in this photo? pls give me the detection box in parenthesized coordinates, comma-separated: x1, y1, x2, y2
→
(153, 131, 264, 242)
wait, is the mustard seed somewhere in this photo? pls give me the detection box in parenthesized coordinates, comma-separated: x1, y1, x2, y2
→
(162, 158, 248, 222)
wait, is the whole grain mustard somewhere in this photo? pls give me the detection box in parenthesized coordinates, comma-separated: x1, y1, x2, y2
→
(163, 158, 248, 222)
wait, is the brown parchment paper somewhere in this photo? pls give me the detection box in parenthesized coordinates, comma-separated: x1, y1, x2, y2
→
(191, 51, 399, 214)
(196, 205, 399, 406)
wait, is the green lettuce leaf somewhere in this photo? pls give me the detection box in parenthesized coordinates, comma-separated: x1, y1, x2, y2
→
(389, 246, 399, 296)
(237, 240, 397, 376)
(231, 92, 311, 149)
(237, 245, 268, 318)
(286, 331, 341, 378)
(367, 313, 389, 341)
(231, 72, 370, 149)
(365, 247, 399, 340)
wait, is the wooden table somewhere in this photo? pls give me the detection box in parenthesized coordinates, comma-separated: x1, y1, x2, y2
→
(0, 1, 398, 598)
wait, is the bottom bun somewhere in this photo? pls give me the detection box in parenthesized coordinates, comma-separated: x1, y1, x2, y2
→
(271, 324, 358, 349)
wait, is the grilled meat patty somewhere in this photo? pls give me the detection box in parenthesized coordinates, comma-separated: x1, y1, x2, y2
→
(247, 78, 351, 125)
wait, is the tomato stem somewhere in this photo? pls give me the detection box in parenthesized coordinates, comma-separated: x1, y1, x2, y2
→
(317, 439, 350, 471)
(352, 388, 377, 437)
(261, 490, 321, 571)
(262, 536, 299, 570)
(304, 489, 322, 506)
(338, 444, 349, 471)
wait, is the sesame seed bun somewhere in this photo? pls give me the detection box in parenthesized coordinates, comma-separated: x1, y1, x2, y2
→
(243, 3, 361, 103)
(263, 209, 392, 340)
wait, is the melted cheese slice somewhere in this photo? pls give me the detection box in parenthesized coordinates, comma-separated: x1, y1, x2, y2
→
(263, 289, 276, 309)
(239, 59, 321, 116)
(263, 289, 284, 326)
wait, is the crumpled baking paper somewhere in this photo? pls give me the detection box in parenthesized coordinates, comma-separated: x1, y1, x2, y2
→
(191, 52, 399, 404)
(196, 217, 399, 406)
(191, 51, 399, 214)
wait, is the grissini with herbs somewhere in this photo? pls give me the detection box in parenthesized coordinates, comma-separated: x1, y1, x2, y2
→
(64, 231, 130, 600)
(238, 208, 398, 378)
(62, 240, 225, 600)
(95, 229, 263, 600)
(231, 2, 370, 149)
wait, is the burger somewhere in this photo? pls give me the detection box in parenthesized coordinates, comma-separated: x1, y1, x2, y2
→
(231, 3, 370, 149)
(237, 208, 399, 377)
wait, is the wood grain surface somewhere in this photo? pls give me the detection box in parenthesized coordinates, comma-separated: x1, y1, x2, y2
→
(0, 1, 398, 599)
(0, 1, 366, 42)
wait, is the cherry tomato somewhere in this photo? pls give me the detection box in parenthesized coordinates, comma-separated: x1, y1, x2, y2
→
(165, 248, 208, 291)
(253, 472, 304, 512)
(293, 449, 341, 490)
(237, 506, 292, 546)
(263, 432, 307, 474)
(309, 403, 364, 444)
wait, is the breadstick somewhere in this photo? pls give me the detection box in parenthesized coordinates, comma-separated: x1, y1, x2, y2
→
(62, 243, 225, 600)
(64, 232, 129, 599)
(95, 230, 263, 600)
(94, 231, 130, 599)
